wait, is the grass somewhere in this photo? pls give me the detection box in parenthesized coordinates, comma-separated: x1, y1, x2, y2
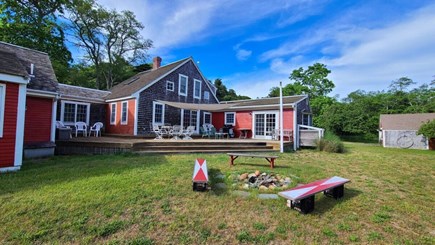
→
(0, 143, 434, 244)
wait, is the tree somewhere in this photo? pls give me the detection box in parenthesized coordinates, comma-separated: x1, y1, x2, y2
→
(0, 0, 72, 82)
(289, 63, 335, 99)
(417, 120, 435, 139)
(213, 78, 250, 101)
(67, 0, 152, 89)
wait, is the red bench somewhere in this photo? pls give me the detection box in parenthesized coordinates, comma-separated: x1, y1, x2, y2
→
(278, 176, 350, 214)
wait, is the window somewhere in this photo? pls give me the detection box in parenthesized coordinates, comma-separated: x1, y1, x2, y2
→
(110, 103, 116, 125)
(166, 81, 174, 91)
(121, 101, 128, 125)
(203, 112, 212, 125)
(204, 91, 210, 101)
(302, 113, 311, 126)
(178, 74, 188, 96)
(225, 112, 236, 126)
(61, 101, 90, 125)
(194, 79, 201, 99)
(153, 102, 165, 125)
(0, 84, 5, 137)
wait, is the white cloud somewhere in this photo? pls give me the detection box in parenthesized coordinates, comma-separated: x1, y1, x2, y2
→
(252, 3, 435, 98)
(235, 49, 252, 61)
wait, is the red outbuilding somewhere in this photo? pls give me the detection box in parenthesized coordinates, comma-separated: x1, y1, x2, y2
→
(0, 49, 30, 172)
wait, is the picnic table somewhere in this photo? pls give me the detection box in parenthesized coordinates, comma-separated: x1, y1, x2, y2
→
(227, 153, 279, 168)
(278, 176, 350, 214)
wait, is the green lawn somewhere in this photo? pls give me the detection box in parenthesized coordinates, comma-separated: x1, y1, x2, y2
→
(0, 143, 434, 244)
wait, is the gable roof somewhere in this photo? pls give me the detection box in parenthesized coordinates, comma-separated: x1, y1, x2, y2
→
(106, 57, 190, 100)
(58, 83, 111, 103)
(0, 41, 58, 92)
(0, 50, 28, 78)
(380, 113, 435, 130)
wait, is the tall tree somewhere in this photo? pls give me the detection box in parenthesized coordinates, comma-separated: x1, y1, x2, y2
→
(0, 0, 72, 81)
(213, 78, 250, 101)
(268, 63, 336, 126)
(67, 0, 152, 89)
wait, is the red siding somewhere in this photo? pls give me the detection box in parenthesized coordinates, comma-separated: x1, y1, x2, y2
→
(106, 99, 135, 135)
(24, 96, 52, 144)
(0, 82, 18, 167)
(212, 108, 295, 138)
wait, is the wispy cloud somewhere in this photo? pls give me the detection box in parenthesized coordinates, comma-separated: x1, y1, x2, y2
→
(235, 48, 252, 61)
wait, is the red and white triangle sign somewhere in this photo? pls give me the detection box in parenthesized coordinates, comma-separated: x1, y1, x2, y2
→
(193, 158, 208, 182)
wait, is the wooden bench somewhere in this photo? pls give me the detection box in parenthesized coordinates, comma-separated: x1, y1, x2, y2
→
(227, 153, 279, 168)
(278, 176, 350, 214)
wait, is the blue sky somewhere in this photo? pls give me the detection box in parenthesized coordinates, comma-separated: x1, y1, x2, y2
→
(93, 0, 435, 99)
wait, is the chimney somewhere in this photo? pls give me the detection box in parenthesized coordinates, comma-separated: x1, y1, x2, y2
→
(153, 56, 162, 70)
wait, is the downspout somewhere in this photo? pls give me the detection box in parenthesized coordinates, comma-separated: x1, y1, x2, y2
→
(133, 96, 138, 136)
(50, 94, 59, 142)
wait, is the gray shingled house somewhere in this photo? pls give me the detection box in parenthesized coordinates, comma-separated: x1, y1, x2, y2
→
(104, 57, 219, 135)
(379, 113, 435, 150)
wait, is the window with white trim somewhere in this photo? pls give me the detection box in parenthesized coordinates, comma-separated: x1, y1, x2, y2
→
(0, 84, 5, 137)
(153, 102, 165, 125)
(204, 91, 210, 102)
(110, 103, 116, 125)
(61, 101, 90, 125)
(194, 79, 201, 99)
(203, 112, 212, 125)
(166, 81, 174, 91)
(121, 101, 128, 125)
(225, 112, 236, 126)
(178, 74, 188, 96)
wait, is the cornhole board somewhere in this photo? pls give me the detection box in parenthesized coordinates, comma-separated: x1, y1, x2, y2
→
(192, 158, 208, 191)
(278, 176, 350, 214)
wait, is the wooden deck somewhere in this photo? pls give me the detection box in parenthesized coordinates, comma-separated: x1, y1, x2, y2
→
(55, 136, 293, 155)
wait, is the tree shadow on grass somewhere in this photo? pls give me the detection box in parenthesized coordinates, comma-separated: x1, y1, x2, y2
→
(0, 153, 169, 196)
(208, 168, 229, 196)
(308, 187, 362, 215)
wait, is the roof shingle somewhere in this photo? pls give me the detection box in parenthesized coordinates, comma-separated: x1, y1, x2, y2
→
(0, 41, 58, 92)
(380, 113, 435, 130)
(106, 58, 190, 100)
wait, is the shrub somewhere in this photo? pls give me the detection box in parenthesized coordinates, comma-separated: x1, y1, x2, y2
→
(417, 119, 435, 139)
(316, 131, 345, 153)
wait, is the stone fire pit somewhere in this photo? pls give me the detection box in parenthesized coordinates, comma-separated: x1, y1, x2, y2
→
(231, 171, 292, 191)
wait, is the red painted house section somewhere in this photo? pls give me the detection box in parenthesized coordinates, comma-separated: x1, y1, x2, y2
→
(106, 99, 135, 135)
(24, 96, 52, 144)
(212, 108, 295, 139)
(212, 112, 225, 130)
(0, 83, 18, 168)
(235, 111, 252, 138)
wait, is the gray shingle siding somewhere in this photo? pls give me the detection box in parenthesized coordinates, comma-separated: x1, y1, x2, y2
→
(137, 60, 218, 134)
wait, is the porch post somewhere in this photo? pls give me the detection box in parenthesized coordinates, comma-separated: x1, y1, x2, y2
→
(279, 81, 284, 153)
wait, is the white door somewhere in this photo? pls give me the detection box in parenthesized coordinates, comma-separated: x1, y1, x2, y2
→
(253, 111, 278, 139)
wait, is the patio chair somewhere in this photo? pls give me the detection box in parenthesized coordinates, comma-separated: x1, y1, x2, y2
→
(89, 122, 103, 137)
(74, 121, 87, 137)
(56, 121, 72, 139)
(170, 125, 183, 140)
(153, 124, 164, 140)
(182, 126, 195, 140)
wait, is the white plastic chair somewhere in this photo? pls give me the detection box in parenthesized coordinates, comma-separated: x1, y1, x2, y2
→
(89, 122, 103, 137)
(153, 124, 164, 140)
(74, 121, 87, 137)
(170, 125, 183, 140)
(182, 126, 195, 140)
